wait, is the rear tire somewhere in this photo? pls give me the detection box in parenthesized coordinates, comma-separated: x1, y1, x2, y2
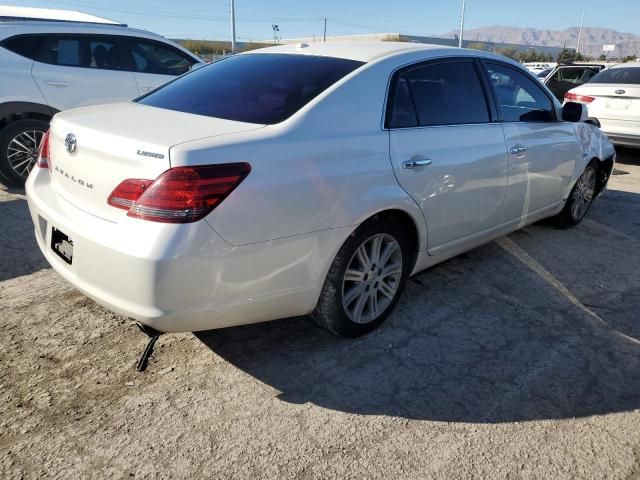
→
(312, 217, 412, 338)
(553, 163, 597, 227)
(0, 119, 49, 187)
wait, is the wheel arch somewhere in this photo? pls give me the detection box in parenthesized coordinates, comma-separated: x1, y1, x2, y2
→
(0, 102, 57, 133)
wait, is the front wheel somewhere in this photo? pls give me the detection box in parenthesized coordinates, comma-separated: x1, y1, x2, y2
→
(553, 163, 597, 226)
(312, 217, 411, 338)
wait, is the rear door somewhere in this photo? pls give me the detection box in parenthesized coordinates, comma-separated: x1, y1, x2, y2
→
(483, 61, 581, 220)
(545, 65, 601, 101)
(388, 58, 509, 253)
(31, 34, 139, 111)
(119, 37, 198, 94)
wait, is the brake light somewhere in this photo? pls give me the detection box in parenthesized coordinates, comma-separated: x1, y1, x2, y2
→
(565, 92, 595, 104)
(107, 163, 251, 223)
(37, 130, 50, 169)
(108, 179, 153, 209)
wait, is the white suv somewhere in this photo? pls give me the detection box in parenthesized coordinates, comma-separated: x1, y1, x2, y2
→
(0, 20, 203, 186)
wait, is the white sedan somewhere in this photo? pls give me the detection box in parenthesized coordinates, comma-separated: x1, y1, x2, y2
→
(26, 42, 615, 338)
(565, 62, 640, 147)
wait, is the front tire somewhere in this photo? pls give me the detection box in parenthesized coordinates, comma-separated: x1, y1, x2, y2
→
(312, 217, 411, 338)
(553, 163, 597, 226)
(0, 119, 49, 187)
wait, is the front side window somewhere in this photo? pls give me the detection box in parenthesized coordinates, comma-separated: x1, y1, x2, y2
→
(137, 53, 364, 124)
(485, 63, 555, 122)
(128, 40, 195, 76)
(550, 67, 598, 86)
(387, 60, 490, 128)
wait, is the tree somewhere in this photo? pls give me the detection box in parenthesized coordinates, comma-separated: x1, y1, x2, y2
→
(497, 47, 519, 61)
(468, 42, 488, 51)
(598, 54, 607, 61)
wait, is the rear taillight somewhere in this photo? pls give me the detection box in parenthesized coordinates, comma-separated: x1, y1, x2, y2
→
(107, 163, 251, 223)
(37, 130, 50, 169)
(565, 92, 595, 104)
(107, 179, 153, 210)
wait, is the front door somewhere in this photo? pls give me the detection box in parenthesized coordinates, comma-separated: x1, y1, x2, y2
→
(483, 61, 580, 221)
(387, 59, 509, 252)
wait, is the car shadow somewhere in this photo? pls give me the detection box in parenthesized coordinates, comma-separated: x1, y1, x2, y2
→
(196, 189, 640, 423)
(0, 195, 49, 282)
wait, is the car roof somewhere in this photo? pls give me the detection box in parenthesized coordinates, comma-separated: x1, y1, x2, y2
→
(0, 20, 161, 41)
(243, 41, 520, 66)
(248, 41, 454, 62)
(610, 62, 640, 69)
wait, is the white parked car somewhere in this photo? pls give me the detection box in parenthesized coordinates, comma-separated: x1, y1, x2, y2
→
(0, 18, 203, 186)
(564, 63, 640, 147)
(26, 42, 615, 338)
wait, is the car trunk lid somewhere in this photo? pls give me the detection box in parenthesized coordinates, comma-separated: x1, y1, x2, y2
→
(576, 84, 640, 122)
(48, 102, 264, 222)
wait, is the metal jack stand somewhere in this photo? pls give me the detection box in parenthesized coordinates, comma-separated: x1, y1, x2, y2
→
(136, 323, 162, 372)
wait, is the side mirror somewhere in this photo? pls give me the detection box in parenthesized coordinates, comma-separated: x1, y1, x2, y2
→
(562, 101, 588, 122)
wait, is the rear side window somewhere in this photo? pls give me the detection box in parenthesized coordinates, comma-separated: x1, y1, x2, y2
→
(590, 67, 640, 84)
(485, 62, 555, 122)
(126, 40, 195, 76)
(387, 60, 490, 128)
(1, 34, 46, 60)
(137, 53, 364, 124)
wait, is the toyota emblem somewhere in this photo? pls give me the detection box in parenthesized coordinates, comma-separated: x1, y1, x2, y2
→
(615, 89, 626, 95)
(65, 133, 77, 154)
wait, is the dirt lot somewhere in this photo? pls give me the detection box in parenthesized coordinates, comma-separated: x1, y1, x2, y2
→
(1, 150, 640, 479)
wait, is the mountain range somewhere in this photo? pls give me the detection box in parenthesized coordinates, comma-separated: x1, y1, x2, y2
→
(453, 26, 640, 58)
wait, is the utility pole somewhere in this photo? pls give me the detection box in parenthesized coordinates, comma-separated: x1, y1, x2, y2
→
(458, 0, 466, 48)
(323, 18, 327, 42)
(576, 2, 586, 55)
(230, 0, 236, 53)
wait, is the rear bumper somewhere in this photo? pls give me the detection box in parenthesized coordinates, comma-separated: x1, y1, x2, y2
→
(26, 168, 346, 332)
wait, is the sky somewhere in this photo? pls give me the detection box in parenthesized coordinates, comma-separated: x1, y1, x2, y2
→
(7, 0, 640, 42)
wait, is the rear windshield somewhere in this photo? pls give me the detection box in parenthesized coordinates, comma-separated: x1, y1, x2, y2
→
(590, 67, 640, 85)
(137, 53, 364, 124)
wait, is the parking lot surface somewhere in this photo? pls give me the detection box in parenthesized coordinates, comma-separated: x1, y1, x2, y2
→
(1, 150, 640, 479)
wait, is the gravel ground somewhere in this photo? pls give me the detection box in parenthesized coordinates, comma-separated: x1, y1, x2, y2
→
(1, 149, 640, 479)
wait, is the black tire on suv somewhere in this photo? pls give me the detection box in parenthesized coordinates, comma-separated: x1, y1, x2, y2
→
(0, 119, 50, 187)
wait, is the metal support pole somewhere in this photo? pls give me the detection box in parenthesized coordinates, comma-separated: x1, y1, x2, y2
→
(458, 0, 466, 48)
(230, 0, 236, 53)
(323, 18, 327, 42)
(576, 3, 586, 55)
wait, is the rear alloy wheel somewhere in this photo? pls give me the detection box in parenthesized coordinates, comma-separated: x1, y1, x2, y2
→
(554, 164, 597, 226)
(313, 218, 411, 337)
(0, 119, 49, 187)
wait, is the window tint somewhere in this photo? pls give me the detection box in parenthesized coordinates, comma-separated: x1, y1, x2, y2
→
(590, 67, 640, 85)
(137, 53, 364, 124)
(1, 34, 46, 60)
(388, 61, 490, 128)
(40, 35, 122, 70)
(128, 40, 195, 75)
(486, 63, 555, 122)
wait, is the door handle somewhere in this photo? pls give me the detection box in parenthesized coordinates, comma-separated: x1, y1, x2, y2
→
(402, 158, 432, 169)
(140, 86, 154, 92)
(510, 146, 527, 155)
(44, 80, 71, 87)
